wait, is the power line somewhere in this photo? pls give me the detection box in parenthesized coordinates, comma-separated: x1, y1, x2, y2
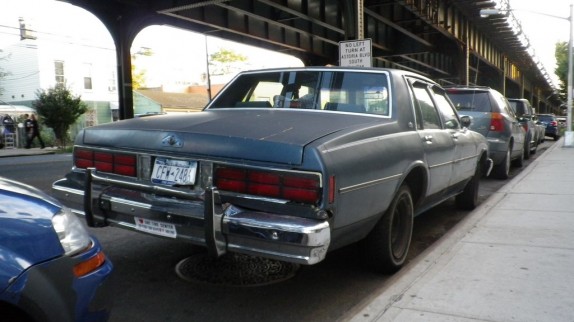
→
(0, 23, 115, 52)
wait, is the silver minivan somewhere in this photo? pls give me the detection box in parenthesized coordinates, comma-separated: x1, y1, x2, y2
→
(446, 86, 525, 179)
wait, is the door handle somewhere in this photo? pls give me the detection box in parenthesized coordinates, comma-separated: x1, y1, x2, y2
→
(423, 135, 433, 143)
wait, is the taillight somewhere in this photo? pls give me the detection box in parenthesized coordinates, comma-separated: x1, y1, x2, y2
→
(214, 166, 321, 205)
(74, 148, 137, 177)
(550, 121, 558, 127)
(489, 112, 505, 132)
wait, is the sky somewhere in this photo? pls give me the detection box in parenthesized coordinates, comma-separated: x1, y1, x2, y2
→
(0, 0, 572, 87)
(508, 0, 573, 85)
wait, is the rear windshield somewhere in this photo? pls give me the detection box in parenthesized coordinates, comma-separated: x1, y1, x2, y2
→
(508, 101, 525, 115)
(538, 115, 555, 122)
(207, 70, 392, 116)
(446, 91, 491, 112)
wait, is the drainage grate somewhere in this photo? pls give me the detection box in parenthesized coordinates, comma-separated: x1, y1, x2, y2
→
(175, 253, 300, 287)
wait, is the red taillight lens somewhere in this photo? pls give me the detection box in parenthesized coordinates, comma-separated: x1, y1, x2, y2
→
(550, 121, 558, 126)
(74, 148, 137, 177)
(490, 112, 505, 132)
(214, 166, 321, 205)
(114, 154, 137, 176)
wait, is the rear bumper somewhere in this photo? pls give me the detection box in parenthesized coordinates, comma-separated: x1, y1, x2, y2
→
(52, 169, 331, 265)
(485, 138, 508, 165)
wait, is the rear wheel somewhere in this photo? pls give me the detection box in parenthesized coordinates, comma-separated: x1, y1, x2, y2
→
(523, 135, 531, 160)
(491, 147, 511, 180)
(456, 157, 482, 210)
(511, 144, 524, 168)
(362, 185, 413, 274)
(531, 135, 538, 154)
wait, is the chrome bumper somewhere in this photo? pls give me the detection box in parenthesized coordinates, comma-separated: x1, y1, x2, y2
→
(52, 169, 331, 265)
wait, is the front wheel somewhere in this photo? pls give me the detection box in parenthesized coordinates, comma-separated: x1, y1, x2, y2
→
(362, 185, 414, 274)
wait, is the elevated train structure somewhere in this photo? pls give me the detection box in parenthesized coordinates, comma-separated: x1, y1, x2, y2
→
(60, 0, 563, 119)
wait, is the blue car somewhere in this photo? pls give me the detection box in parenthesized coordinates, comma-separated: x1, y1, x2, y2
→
(0, 177, 113, 321)
(537, 113, 561, 141)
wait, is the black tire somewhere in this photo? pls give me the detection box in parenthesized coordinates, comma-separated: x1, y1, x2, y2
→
(511, 144, 524, 168)
(362, 185, 414, 274)
(531, 138, 538, 155)
(491, 148, 510, 180)
(523, 135, 531, 160)
(456, 157, 482, 210)
(554, 134, 560, 141)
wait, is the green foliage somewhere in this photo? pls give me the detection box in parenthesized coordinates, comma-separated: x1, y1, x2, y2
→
(33, 84, 88, 148)
(131, 47, 153, 89)
(131, 64, 146, 90)
(555, 41, 569, 101)
(209, 48, 247, 75)
(209, 48, 247, 64)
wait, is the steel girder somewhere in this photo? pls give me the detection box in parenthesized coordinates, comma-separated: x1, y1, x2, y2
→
(59, 0, 561, 117)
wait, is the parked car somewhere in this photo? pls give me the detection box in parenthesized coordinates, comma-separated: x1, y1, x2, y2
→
(53, 67, 491, 274)
(507, 98, 541, 158)
(537, 113, 560, 141)
(0, 176, 113, 321)
(445, 86, 525, 179)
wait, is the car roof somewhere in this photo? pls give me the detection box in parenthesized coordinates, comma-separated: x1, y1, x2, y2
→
(236, 66, 437, 84)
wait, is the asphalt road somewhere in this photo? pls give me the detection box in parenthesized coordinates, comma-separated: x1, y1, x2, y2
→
(0, 140, 554, 321)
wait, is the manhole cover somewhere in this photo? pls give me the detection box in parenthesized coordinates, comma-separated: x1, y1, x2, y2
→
(175, 252, 299, 287)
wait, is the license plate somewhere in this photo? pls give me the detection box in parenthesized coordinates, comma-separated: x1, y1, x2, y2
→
(134, 217, 177, 238)
(151, 158, 197, 186)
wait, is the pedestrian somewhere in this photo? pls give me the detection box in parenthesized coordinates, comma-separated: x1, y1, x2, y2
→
(2, 114, 15, 134)
(25, 114, 45, 149)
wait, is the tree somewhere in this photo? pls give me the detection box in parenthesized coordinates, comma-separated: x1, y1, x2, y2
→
(33, 84, 88, 148)
(131, 47, 153, 89)
(209, 48, 247, 75)
(555, 41, 569, 102)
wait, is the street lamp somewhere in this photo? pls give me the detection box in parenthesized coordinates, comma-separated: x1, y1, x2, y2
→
(480, 5, 574, 147)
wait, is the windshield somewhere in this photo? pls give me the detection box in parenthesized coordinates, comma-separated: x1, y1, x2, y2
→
(446, 91, 491, 112)
(208, 70, 391, 116)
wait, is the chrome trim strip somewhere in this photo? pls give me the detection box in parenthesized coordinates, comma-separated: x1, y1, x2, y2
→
(428, 160, 453, 169)
(454, 153, 479, 164)
(339, 173, 402, 194)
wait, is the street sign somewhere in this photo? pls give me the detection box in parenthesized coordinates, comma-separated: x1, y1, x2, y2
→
(339, 39, 372, 67)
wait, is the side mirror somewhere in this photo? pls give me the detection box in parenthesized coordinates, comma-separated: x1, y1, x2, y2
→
(460, 115, 472, 128)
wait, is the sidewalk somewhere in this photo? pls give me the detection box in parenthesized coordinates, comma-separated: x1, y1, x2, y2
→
(0, 146, 59, 158)
(346, 138, 574, 322)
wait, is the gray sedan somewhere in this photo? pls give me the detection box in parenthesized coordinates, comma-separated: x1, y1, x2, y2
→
(53, 67, 490, 274)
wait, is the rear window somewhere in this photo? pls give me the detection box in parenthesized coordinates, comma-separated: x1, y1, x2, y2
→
(538, 115, 555, 122)
(446, 91, 491, 112)
(508, 100, 531, 117)
(207, 70, 392, 116)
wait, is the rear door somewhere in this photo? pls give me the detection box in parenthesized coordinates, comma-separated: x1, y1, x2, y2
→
(409, 79, 456, 198)
(431, 85, 477, 186)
